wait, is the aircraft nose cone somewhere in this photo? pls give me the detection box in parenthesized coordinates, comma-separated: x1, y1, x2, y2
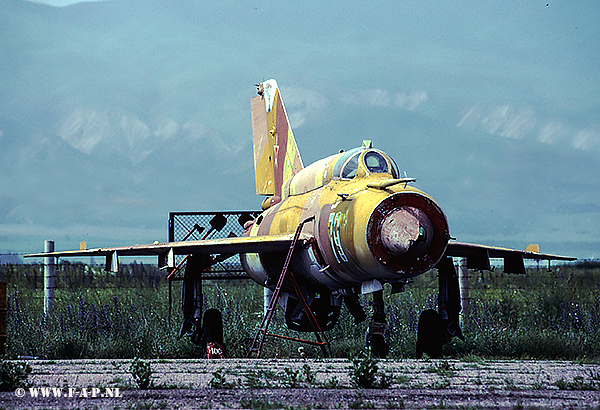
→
(379, 206, 434, 258)
(367, 192, 449, 276)
(380, 208, 421, 256)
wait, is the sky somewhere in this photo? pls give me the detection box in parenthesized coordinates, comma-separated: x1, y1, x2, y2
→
(1, 0, 599, 262)
(29, 0, 105, 6)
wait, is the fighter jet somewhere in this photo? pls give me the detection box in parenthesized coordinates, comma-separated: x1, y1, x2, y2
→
(26, 79, 575, 358)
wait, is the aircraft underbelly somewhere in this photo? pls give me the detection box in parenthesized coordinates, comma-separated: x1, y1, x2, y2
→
(291, 246, 348, 290)
(240, 246, 340, 291)
(239, 251, 268, 286)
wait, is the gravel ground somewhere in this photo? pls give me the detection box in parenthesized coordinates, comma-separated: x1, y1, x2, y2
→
(1, 358, 599, 409)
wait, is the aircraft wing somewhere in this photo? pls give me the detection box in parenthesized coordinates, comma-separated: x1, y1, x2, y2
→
(444, 241, 576, 274)
(25, 234, 310, 272)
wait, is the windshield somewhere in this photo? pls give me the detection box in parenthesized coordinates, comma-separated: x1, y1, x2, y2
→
(340, 153, 360, 179)
(332, 148, 362, 179)
(364, 151, 389, 173)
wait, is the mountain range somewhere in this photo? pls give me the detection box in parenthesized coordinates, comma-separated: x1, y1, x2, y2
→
(1, 0, 598, 261)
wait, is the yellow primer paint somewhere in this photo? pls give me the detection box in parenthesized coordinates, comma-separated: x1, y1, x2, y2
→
(288, 156, 335, 196)
(283, 127, 299, 184)
(252, 81, 303, 200)
(251, 95, 274, 196)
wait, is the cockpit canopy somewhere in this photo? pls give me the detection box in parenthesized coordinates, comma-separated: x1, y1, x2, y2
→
(332, 147, 399, 180)
(285, 144, 400, 197)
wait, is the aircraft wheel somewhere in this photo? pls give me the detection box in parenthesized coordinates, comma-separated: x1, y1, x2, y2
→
(203, 309, 224, 342)
(416, 309, 444, 359)
(202, 309, 226, 358)
(366, 333, 388, 358)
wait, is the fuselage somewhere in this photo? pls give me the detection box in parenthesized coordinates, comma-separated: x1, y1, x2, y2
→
(241, 144, 450, 293)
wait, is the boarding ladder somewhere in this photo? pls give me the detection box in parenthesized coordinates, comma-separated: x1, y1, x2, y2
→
(247, 216, 331, 358)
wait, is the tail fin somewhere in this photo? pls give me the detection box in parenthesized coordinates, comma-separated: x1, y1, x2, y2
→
(251, 79, 303, 205)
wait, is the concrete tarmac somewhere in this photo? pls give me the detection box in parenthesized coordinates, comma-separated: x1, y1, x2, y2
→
(1, 358, 599, 409)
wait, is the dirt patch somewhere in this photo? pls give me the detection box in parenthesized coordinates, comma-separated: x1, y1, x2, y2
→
(1, 358, 599, 409)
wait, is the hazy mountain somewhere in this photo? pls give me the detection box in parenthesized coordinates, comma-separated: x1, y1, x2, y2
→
(1, 0, 598, 259)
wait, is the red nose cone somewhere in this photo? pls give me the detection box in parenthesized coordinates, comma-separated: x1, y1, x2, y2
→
(367, 192, 449, 276)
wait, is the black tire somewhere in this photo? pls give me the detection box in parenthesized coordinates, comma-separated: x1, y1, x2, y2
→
(416, 309, 444, 359)
(202, 308, 226, 358)
(202, 308, 224, 344)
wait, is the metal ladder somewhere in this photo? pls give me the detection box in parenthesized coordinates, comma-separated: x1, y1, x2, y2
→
(247, 216, 331, 358)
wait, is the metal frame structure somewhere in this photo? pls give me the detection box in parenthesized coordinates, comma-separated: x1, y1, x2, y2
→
(166, 211, 260, 319)
(168, 211, 261, 280)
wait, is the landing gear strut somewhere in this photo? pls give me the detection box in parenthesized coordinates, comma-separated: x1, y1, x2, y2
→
(178, 254, 210, 344)
(179, 254, 227, 357)
(366, 289, 389, 358)
(416, 257, 464, 358)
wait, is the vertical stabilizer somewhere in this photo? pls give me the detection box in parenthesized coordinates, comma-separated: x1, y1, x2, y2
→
(251, 79, 303, 205)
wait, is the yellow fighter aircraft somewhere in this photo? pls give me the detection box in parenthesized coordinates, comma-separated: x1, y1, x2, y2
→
(26, 79, 575, 358)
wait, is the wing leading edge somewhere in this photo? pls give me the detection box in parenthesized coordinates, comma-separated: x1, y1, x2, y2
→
(25, 234, 310, 272)
(444, 241, 576, 274)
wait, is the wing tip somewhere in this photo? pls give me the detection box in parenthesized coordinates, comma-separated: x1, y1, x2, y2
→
(525, 243, 540, 253)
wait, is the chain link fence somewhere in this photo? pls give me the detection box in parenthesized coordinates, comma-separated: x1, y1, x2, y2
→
(168, 211, 261, 279)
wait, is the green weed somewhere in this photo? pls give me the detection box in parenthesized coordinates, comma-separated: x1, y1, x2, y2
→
(426, 398, 447, 409)
(320, 376, 340, 388)
(504, 378, 519, 391)
(554, 376, 598, 390)
(209, 368, 238, 389)
(425, 360, 455, 377)
(348, 349, 392, 388)
(0, 359, 32, 391)
(348, 393, 375, 409)
(282, 367, 300, 388)
(3, 263, 600, 360)
(394, 374, 412, 386)
(240, 395, 283, 409)
(302, 363, 316, 384)
(384, 399, 405, 409)
(349, 350, 379, 388)
(428, 378, 451, 389)
(130, 357, 153, 389)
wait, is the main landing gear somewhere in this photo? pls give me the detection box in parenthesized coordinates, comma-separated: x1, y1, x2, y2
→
(179, 254, 226, 358)
(416, 257, 464, 358)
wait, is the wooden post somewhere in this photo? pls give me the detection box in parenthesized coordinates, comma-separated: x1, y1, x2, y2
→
(458, 257, 469, 327)
(44, 240, 55, 316)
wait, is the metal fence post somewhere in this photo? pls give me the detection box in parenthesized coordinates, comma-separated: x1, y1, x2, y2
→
(0, 282, 6, 355)
(44, 240, 55, 316)
(458, 257, 469, 327)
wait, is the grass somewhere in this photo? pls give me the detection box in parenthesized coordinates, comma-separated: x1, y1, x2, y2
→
(240, 395, 283, 409)
(2, 261, 600, 360)
(130, 357, 153, 389)
(0, 359, 32, 390)
(425, 360, 455, 377)
(554, 376, 598, 390)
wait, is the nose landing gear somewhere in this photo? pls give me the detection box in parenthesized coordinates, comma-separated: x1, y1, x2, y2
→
(416, 257, 464, 358)
(366, 289, 389, 358)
